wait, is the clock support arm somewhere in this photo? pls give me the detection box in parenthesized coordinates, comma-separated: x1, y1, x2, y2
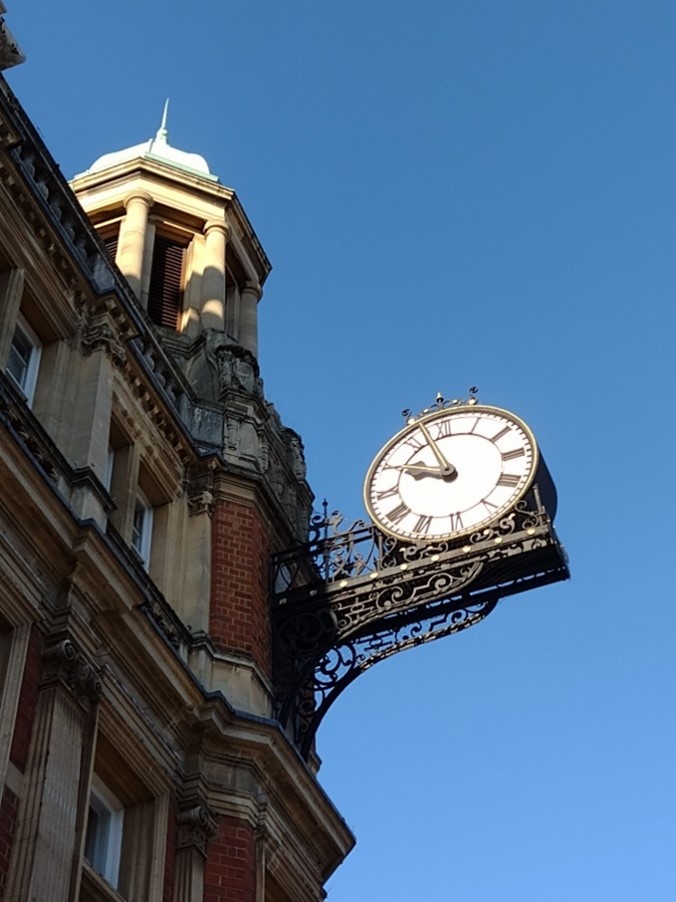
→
(271, 495, 568, 760)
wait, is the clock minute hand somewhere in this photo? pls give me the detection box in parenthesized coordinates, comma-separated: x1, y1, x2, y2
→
(399, 463, 442, 473)
(417, 420, 457, 479)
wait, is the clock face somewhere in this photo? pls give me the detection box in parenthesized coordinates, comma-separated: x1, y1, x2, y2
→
(364, 405, 538, 542)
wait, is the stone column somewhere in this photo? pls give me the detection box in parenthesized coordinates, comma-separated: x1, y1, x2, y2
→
(239, 281, 261, 358)
(4, 638, 101, 902)
(200, 220, 229, 332)
(117, 191, 154, 300)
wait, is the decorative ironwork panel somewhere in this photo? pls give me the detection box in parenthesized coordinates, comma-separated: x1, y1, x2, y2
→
(272, 491, 568, 759)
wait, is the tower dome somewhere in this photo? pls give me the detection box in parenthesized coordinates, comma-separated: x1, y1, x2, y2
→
(79, 101, 216, 181)
(70, 100, 270, 365)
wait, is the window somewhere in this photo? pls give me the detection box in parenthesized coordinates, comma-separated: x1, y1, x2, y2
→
(84, 779, 123, 889)
(147, 234, 185, 329)
(82, 732, 167, 901)
(131, 492, 153, 567)
(6, 315, 41, 404)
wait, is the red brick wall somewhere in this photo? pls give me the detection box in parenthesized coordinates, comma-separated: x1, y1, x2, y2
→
(9, 624, 42, 772)
(210, 499, 271, 677)
(0, 786, 18, 901)
(203, 816, 256, 902)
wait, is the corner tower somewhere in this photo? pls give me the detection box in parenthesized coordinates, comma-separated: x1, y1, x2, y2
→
(71, 108, 312, 709)
(71, 103, 268, 366)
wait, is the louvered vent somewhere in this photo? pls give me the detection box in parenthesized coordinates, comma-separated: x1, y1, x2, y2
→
(148, 235, 185, 330)
(101, 229, 119, 262)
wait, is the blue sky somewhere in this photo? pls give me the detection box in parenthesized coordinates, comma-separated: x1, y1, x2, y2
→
(7, 2, 676, 898)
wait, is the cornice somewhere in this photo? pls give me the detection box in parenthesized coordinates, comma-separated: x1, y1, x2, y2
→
(193, 698, 354, 875)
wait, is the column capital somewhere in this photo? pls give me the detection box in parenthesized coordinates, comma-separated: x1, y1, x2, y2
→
(123, 189, 154, 211)
(177, 804, 218, 858)
(242, 280, 262, 302)
(42, 637, 103, 702)
(203, 219, 230, 238)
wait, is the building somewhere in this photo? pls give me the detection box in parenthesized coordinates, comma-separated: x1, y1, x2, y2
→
(0, 9, 572, 900)
(0, 20, 353, 902)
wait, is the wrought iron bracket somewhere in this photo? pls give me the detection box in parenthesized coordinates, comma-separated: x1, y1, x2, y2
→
(271, 492, 568, 760)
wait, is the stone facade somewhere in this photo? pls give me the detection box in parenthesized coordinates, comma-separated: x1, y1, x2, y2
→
(0, 39, 352, 902)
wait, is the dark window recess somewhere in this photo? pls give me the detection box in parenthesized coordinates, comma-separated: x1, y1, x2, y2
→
(148, 236, 185, 329)
(101, 229, 119, 262)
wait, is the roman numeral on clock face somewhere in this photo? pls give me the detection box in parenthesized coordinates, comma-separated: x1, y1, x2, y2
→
(501, 448, 525, 461)
(404, 434, 425, 451)
(376, 485, 399, 501)
(413, 514, 432, 535)
(497, 473, 521, 487)
(387, 502, 410, 524)
(435, 419, 453, 438)
(492, 425, 511, 442)
(449, 512, 463, 531)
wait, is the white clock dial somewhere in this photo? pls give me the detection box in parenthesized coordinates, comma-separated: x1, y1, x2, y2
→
(364, 405, 538, 542)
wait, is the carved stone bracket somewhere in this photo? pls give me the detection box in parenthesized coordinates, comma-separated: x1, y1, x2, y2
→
(81, 314, 127, 365)
(185, 457, 218, 517)
(177, 804, 218, 858)
(41, 638, 103, 702)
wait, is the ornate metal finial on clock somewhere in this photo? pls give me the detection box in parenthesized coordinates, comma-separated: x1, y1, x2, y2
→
(271, 393, 568, 759)
(403, 386, 480, 424)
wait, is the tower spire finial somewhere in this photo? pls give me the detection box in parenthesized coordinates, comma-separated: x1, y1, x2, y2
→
(156, 98, 169, 143)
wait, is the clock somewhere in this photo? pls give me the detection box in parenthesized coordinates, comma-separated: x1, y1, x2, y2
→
(363, 403, 539, 542)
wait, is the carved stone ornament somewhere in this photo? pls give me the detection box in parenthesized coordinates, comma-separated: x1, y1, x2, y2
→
(81, 315, 127, 365)
(42, 638, 103, 702)
(177, 805, 218, 857)
(0, 19, 25, 72)
(185, 458, 217, 516)
(225, 416, 240, 452)
(283, 429, 306, 480)
(203, 330, 263, 400)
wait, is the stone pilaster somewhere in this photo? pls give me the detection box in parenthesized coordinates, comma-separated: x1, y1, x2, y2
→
(254, 800, 268, 902)
(4, 638, 101, 902)
(173, 803, 217, 902)
(63, 347, 113, 480)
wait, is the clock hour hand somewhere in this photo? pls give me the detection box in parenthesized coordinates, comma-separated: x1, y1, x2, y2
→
(417, 420, 457, 479)
(394, 462, 445, 480)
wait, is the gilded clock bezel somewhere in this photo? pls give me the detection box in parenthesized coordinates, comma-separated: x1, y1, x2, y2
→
(363, 403, 539, 542)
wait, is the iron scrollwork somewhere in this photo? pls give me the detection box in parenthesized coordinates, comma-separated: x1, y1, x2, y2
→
(272, 493, 568, 759)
